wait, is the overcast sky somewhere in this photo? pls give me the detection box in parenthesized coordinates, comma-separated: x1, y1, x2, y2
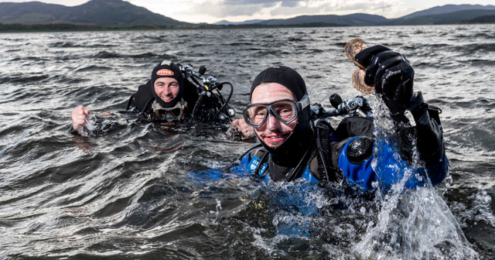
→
(2, 0, 494, 23)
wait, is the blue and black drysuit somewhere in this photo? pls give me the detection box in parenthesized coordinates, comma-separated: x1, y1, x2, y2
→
(236, 93, 448, 192)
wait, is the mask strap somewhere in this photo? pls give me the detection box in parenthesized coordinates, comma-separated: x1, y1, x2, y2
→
(298, 95, 310, 111)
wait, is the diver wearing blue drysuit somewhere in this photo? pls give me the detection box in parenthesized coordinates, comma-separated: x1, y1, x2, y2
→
(236, 45, 448, 191)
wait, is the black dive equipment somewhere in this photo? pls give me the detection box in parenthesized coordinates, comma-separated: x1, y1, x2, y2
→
(178, 64, 235, 123)
(310, 93, 373, 120)
(310, 93, 373, 182)
(248, 92, 374, 182)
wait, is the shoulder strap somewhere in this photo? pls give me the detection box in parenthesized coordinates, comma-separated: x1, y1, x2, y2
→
(239, 144, 270, 179)
(252, 147, 269, 179)
(315, 120, 340, 182)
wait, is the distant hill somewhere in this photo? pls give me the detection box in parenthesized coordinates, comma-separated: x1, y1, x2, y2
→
(389, 9, 495, 25)
(470, 15, 495, 23)
(256, 13, 387, 26)
(0, 0, 190, 27)
(214, 19, 265, 25)
(399, 4, 495, 20)
(217, 4, 495, 27)
(0, 2, 67, 24)
(1, 2, 494, 31)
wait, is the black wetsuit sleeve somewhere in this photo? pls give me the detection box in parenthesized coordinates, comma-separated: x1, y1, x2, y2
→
(400, 92, 445, 165)
(418, 108, 445, 165)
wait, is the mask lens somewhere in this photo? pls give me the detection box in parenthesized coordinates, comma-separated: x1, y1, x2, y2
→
(271, 101, 296, 123)
(243, 100, 298, 128)
(244, 105, 267, 127)
(153, 107, 184, 122)
(154, 110, 167, 120)
(170, 108, 182, 117)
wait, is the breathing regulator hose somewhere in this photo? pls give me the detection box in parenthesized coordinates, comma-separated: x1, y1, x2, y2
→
(212, 82, 234, 121)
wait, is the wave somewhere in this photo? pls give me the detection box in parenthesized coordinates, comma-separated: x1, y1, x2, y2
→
(0, 75, 49, 84)
(223, 42, 254, 46)
(49, 41, 119, 48)
(49, 41, 78, 48)
(93, 51, 122, 58)
(10, 56, 49, 62)
(0, 26, 494, 259)
(75, 65, 112, 72)
(92, 51, 170, 59)
(288, 37, 304, 41)
(129, 52, 157, 58)
(466, 59, 495, 67)
(455, 43, 495, 54)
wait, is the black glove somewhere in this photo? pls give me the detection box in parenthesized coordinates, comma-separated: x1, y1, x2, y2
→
(356, 46, 445, 165)
(355, 45, 414, 118)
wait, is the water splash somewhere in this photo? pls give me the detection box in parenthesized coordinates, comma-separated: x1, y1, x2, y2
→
(76, 113, 126, 137)
(353, 95, 478, 259)
(242, 180, 334, 257)
(76, 113, 99, 137)
(215, 198, 222, 221)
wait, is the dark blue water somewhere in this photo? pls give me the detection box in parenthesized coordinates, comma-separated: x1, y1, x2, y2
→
(0, 25, 494, 259)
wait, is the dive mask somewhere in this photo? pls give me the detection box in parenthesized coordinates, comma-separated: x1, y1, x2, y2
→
(152, 100, 186, 122)
(243, 95, 310, 128)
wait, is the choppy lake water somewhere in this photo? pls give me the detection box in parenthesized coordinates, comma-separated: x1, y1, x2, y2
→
(1, 25, 495, 259)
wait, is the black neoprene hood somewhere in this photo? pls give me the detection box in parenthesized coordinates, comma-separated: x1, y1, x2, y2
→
(250, 66, 308, 102)
(250, 66, 314, 168)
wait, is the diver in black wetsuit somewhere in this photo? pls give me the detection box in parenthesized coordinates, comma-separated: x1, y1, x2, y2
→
(235, 45, 448, 191)
(71, 61, 234, 133)
(125, 62, 199, 125)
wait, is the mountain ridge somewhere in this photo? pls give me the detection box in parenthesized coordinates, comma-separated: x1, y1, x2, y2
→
(400, 4, 495, 20)
(1, 1, 494, 30)
(216, 4, 495, 26)
(0, 0, 190, 27)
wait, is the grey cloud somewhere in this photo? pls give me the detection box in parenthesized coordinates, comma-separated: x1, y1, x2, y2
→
(189, 0, 302, 18)
(269, 1, 396, 17)
(191, 2, 268, 17)
(191, 0, 397, 19)
(270, 5, 320, 16)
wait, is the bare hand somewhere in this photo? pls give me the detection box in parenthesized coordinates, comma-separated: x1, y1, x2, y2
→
(71, 105, 90, 130)
(230, 118, 255, 140)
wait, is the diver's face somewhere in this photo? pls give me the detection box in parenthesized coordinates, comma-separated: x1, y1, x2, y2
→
(250, 83, 298, 148)
(154, 77, 180, 103)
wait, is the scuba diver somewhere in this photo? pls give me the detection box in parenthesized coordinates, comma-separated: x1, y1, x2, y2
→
(71, 61, 235, 133)
(236, 45, 448, 191)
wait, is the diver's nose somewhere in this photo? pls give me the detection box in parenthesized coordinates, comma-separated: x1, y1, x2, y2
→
(266, 113, 280, 130)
